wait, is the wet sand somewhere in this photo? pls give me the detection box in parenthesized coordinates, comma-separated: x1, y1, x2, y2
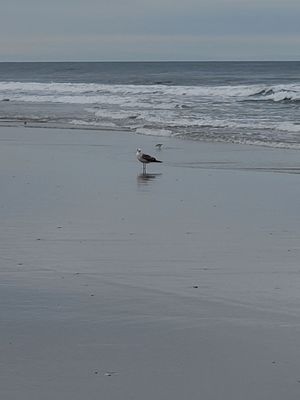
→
(1, 126, 300, 399)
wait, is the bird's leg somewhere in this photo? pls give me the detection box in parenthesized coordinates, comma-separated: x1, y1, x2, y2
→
(143, 163, 146, 174)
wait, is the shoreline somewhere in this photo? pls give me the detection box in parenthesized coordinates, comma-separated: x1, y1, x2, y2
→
(1, 125, 300, 399)
(1, 120, 300, 151)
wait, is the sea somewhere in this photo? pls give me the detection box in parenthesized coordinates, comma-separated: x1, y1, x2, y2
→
(0, 62, 299, 148)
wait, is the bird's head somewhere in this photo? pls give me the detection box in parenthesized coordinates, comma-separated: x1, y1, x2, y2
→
(136, 148, 142, 155)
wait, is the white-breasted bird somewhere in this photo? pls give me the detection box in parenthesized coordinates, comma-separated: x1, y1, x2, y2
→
(136, 148, 162, 174)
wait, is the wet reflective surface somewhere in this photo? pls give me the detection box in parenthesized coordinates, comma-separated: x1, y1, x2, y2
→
(136, 173, 162, 187)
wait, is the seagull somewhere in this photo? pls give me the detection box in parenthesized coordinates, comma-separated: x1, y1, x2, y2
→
(155, 143, 163, 149)
(136, 148, 162, 174)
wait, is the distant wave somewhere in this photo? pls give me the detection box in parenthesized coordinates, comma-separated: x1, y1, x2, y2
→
(247, 85, 300, 103)
(1, 81, 300, 104)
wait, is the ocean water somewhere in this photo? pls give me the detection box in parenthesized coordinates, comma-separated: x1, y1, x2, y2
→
(0, 62, 299, 148)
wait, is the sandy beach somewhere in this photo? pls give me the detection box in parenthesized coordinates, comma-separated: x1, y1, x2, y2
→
(1, 125, 300, 399)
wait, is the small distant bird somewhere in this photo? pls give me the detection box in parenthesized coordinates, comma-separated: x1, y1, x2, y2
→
(136, 148, 162, 174)
(155, 143, 163, 149)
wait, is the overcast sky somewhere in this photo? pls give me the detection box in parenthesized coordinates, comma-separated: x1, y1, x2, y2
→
(1, 0, 299, 61)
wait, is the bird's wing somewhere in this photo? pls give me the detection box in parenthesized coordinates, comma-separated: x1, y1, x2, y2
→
(142, 153, 157, 162)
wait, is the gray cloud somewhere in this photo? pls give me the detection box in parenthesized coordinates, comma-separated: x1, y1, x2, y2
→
(0, 0, 299, 60)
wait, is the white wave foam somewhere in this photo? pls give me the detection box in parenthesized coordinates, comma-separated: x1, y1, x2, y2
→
(1, 80, 300, 146)
(1, 81, 300, 104)
(276, 122, 300, 133)
(227, 138, 300, 150)
(135, 127, 173, 137)
(70, 119, 117, 128)
(87, 104, 300, 137)
(93, 108, 140, 120)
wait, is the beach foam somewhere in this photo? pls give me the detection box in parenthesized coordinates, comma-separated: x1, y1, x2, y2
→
(1, 80, 300, 148)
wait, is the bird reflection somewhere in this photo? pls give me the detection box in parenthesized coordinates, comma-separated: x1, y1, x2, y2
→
(137, 173, 162, 186)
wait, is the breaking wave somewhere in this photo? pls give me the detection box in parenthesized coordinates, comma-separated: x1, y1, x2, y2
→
(1, 81, 300, 104)
(1, 80, 300, 148)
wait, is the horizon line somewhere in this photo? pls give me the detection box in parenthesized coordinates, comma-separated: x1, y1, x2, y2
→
(0, 59, 299, 63)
